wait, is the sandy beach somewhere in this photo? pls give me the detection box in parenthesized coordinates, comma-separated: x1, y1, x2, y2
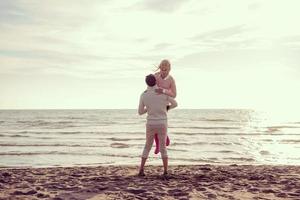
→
(0, 165, 299, 200)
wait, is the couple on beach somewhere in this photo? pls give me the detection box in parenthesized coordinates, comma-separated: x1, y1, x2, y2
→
(138, 59, 177, 176)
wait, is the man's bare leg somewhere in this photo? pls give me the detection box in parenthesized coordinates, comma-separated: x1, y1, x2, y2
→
(139, 157, 147, 176)
(162, 157, 168, 175)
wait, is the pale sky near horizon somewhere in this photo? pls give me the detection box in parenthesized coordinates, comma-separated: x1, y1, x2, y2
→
(1, 0, 300, 111)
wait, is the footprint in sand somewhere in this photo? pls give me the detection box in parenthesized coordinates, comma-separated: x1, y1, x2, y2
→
(167, 188, 188, 197)
(125, 188, 147, 194)
(12, 189, 37, 195)
(276, 193, 288, 198)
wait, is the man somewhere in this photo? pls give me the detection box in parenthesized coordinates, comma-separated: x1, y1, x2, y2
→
(138, 74, 178, 176)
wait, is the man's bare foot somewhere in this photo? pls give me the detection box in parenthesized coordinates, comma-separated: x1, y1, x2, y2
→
(138, 170, 145, 176)
(162, 171, 169, 180)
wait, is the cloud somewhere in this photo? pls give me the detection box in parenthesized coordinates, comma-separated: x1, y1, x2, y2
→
(132, 0, 189, 12)
(248, 2, 260, 11)
(184, 25, 262, 52)
(186, 24, 299, 52)
(152, 42, 174, 51)
(0, 0, 111, 28)
(0, 47, 156, 79)
(191, 25, 249, 41)
(174, 48, 300, 71)
(0, 0, 31, 25)
(278, 35, 300, 49)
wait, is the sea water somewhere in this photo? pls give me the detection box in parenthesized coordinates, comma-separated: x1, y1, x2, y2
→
(0, 109, 300, 167)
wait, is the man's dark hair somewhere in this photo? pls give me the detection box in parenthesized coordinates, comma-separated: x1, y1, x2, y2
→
(145, 74, 156, 87)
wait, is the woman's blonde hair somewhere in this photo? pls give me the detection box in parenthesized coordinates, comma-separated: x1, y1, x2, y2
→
(155, 59, 171, 71)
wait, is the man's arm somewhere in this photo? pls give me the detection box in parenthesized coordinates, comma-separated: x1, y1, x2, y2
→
(167, 96, 177, 110)
(155, 77, 177, 98)
(138, 94, 147, 115)
(162, 88, 176, 98)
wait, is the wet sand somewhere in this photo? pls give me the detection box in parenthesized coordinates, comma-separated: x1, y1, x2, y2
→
(1, 165, 300, 200)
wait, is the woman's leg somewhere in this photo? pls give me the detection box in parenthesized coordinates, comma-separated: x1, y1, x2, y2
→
(154, 134, 160, 154)
(155, 133, 170, 154)
(166, 135, 170, 146)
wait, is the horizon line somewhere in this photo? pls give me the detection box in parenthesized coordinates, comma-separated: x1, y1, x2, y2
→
(0, 108, 254, 110)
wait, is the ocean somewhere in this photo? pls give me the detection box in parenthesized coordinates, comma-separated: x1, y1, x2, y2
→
(0, 109, 300, 167)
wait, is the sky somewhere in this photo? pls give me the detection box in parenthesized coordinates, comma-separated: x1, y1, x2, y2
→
(1, 0, 300, 110)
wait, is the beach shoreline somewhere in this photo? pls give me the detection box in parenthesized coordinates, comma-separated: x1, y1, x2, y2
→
(1, 164, 300, 200)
